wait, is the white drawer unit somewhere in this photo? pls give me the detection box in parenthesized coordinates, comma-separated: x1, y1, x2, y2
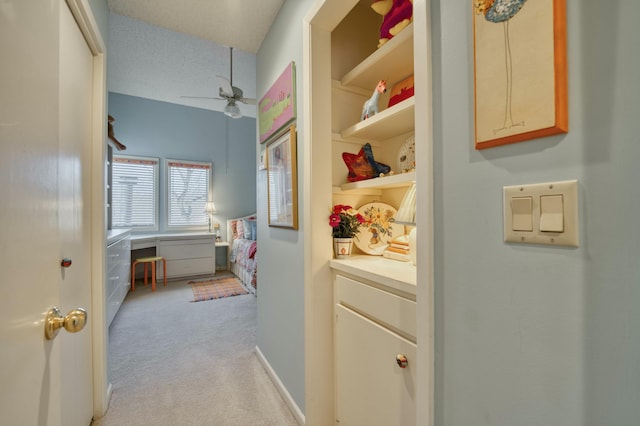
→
(106, 231, 131, 327)
(335, 274, 417, 425)
(158, 238, 214, 278)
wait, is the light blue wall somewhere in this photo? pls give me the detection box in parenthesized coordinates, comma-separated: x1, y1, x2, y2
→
(255, 0, 314, 415)
(433, 1, 640, 425)
(108, 93, 257, 238)
(87, 0, 109, 45)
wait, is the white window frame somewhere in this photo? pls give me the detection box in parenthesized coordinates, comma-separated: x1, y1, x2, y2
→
(165, 159, 213, 231)
(111, 155, 159, 231)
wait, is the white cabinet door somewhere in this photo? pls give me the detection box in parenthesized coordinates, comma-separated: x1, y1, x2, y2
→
(336, 304, 417, 426)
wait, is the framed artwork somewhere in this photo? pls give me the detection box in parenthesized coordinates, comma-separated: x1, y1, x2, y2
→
(473, 0, 567, 149)
(259, 62, 297, 144)
(267, 125, 298, 229)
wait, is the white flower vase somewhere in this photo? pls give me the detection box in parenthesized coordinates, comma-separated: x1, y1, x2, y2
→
(333, 238, 353, 259)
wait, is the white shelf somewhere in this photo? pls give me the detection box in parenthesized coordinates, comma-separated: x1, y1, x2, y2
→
(338, 171, 416, 193)
(341, 23, 414, 90)
(340, 97, 415, 141)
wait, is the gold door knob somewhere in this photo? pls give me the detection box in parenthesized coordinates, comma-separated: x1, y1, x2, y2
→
(45, 307, 88, 340)
(396, 354, 408, 369)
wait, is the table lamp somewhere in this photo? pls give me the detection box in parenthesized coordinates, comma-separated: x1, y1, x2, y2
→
(204, 201, 217, 233)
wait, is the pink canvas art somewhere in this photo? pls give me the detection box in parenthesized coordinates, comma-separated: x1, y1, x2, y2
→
(259, 62, 296, 144)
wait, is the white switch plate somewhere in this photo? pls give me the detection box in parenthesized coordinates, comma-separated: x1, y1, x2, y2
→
(503, 180, 579, 247)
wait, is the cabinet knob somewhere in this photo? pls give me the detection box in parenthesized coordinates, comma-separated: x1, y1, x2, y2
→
(396, 354, 408, 369)
(61, 258, 72, 268)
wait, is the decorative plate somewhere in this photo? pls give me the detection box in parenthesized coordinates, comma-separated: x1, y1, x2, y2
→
(354, 202, 403, 255)
(397, 135, 416, 172)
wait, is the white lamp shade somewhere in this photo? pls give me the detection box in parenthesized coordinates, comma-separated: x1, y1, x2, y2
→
(395, 182, 416, 224)
(204, 201, 217, 214)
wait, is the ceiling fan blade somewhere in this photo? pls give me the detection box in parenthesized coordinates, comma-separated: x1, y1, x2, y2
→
(238, 97, 257, 105)
(216, 75, 234, 97)
(180, 95, 225, 101)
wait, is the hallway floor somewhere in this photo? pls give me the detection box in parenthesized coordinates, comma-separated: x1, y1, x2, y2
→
(92, 275, 298, 425)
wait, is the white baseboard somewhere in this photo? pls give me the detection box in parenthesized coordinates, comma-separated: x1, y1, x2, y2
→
(255, 345, 305, 425)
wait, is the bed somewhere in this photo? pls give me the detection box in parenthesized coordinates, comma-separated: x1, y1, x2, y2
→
(227, 214, 257, 294)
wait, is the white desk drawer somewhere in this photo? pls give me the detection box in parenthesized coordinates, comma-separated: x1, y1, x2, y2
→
(159, 240, 214, 260)
(335, 274, 416, 341)
(166, 258, 214, 278)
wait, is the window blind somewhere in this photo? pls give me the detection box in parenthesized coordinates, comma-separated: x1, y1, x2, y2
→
(167, 160, 211, 228)
(112, 156, 158, 230)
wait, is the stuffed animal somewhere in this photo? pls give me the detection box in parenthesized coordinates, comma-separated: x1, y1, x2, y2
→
(371, 0, 413, 48)
(361, 80, 387, 121)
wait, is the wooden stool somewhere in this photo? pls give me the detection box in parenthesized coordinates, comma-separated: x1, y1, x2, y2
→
(131, 256, 167, 291)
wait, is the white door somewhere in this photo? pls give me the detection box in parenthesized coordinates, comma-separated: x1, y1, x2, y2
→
(0, 1, 96, 425)
(58, 1, 95, 424)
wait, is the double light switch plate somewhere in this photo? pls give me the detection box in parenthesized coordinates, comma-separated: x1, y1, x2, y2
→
(503, 180, 579, 247)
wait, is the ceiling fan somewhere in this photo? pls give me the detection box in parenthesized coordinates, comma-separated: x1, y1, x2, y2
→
(182, 46, 256, 119)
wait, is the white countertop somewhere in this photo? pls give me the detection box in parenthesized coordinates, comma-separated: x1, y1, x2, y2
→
(107, 229, 131, 245)
(330, 255, 416, 296)
(130, 232, 216, 242)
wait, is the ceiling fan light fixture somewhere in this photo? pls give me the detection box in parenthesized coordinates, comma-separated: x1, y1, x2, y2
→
(224, 101, 241, 119)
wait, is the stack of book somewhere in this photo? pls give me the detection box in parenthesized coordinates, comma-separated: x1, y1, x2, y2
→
(383, 236, 411, 262)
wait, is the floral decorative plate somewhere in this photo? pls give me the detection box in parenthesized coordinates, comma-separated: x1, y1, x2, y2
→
(354, 202, 403, 255)
(397, 135, 416, 172)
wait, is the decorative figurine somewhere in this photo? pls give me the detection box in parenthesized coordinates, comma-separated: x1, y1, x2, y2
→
(361, 80, 387, 121)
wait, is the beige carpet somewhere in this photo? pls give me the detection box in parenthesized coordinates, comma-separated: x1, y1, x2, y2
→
(92, 274, 297, 426)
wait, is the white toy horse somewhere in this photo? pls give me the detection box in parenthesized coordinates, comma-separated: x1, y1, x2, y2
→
(361, 80, 387, 121)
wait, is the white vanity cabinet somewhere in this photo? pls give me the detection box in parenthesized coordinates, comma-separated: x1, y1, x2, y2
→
(158, 237, 215, 278)
(106, 230, 131, 327)
(335, 274, 416, 425)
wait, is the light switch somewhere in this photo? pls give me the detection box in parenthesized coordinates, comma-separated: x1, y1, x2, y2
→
(511, 197, 533, 231)
(503, 180, 578, 247)
(540, 195, 564, 232)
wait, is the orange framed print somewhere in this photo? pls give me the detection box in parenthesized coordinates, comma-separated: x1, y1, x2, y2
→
(473, 0, 567, 149)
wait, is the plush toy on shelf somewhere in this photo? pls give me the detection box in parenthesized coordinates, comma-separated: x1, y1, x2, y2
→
(371, 0, 413, 48)
(361, 79, 387, 121)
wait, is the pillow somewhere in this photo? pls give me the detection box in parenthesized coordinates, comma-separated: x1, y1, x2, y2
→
(248, 241, 257, 259)
(342, 143, 391, 182)
(231, 220, 238, 240)
(242, 218, 253, 240)
(250, 220, 257, 240)
(236, 219, 245, 239)
(388, 75, 414, 108)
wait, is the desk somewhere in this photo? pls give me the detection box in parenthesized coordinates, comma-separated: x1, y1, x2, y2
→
(130, 232, 216, 279)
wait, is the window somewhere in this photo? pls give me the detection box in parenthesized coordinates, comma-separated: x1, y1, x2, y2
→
(111, 155, 159, 230)
(166, 160, 212, 229)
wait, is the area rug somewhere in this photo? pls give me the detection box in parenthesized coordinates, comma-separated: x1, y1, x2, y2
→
(188, 277, 248, 302)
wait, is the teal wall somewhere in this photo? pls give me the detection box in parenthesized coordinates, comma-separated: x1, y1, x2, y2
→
(87, 0, 109, 45)
(108, 93, 257, 238)
(433, 1, 640, 425)
(255, 0, 314, 415)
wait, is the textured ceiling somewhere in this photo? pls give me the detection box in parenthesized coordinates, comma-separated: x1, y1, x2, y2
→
(107, 0, 285, 53)
(107, 1, 286, 118)
(108, 13, 258, 118)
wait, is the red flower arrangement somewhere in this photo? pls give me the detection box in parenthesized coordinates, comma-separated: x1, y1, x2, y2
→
(329, 204, 366, 238)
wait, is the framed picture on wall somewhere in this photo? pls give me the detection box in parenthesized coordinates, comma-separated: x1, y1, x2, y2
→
(258, 62, 296, 144)
(473, 0, 568, 149)
(266, 125, 298, 229)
